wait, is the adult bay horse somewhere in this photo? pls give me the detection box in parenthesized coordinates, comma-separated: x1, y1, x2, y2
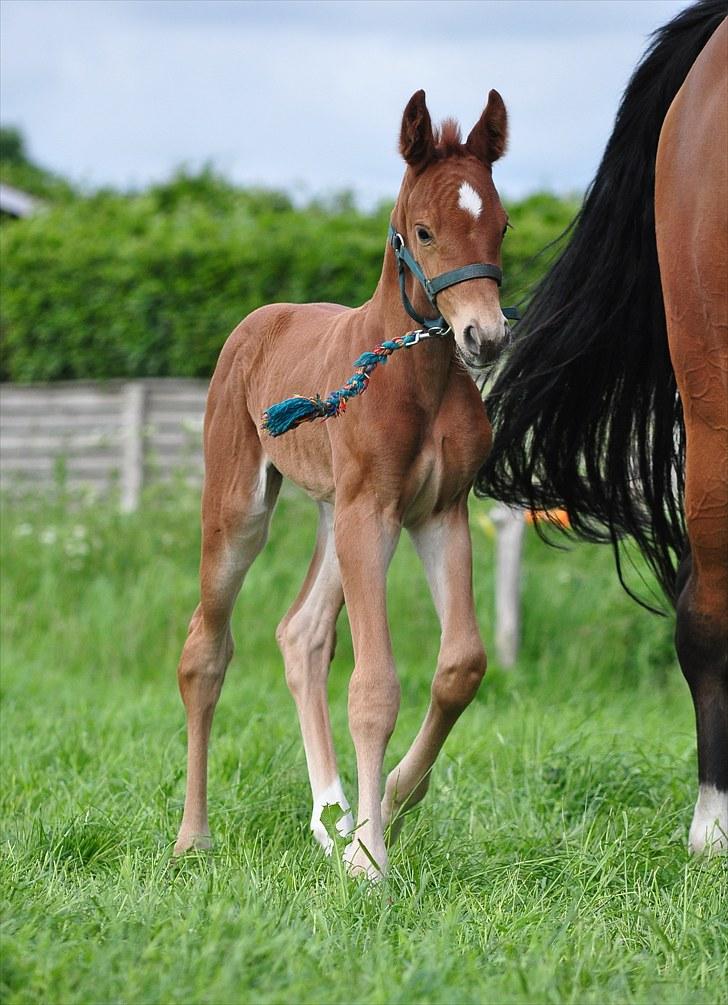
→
(480, 0, 727, 854)
(174, 90, 512, 878)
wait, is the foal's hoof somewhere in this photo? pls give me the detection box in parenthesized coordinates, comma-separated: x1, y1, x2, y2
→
(311, 807, 355, 856)
(381, 795, 407, 846)
(173, 830, 213, 856)
(311, 783, 355, 855)
(344, 838, 387, 882)
(382, 769, 429, 845)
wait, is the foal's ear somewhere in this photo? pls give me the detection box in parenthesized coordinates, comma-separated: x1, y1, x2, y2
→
(400, 90, 437, 171)
(466, 89, 508, 164)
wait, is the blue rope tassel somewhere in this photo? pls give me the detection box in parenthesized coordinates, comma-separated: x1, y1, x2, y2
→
(262, 332, 422, 437)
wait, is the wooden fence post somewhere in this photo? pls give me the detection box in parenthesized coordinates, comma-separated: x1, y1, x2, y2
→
(120, 381, 146, 512)
(491, 504, 525, 667)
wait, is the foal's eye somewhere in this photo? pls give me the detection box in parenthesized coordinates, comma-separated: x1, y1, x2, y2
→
(415, 226, 433, 244)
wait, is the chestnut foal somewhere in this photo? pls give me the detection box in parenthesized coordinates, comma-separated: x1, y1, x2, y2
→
(174, 90, 511, 879)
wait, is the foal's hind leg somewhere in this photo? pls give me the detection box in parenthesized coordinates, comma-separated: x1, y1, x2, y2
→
(174, 439, 281, 855)
(276, 502, 354, 853)
(382, 499, 486, 840)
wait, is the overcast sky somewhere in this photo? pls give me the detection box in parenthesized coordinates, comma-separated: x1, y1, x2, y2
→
(1, 0, 691, 205)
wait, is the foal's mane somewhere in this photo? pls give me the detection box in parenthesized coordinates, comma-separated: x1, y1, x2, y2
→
(477, 0, 727, 606)
(435, 119, 464, 157)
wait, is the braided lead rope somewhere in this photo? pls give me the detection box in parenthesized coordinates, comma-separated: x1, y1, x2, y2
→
(262, 326, 450, 437)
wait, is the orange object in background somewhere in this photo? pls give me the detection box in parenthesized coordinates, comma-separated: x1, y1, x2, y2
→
(525, 508, 571, 528)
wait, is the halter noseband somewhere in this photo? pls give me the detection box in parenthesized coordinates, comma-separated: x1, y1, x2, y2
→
(388, 223, 519, 330)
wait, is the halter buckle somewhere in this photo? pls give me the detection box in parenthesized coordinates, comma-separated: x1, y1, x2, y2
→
(409, 325, 452, 344)
(390, 231, 405, 254)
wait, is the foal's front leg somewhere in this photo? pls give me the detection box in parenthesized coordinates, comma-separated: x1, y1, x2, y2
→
(335, 495, 401, 879)
(382, 499, 486, 840)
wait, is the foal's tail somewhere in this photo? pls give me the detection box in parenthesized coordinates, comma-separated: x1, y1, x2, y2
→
(477, 0, 727, 605)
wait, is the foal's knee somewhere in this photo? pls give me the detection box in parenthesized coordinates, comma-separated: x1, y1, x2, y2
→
(348, 662, 400, 740)
(177, 615, 233, 705)
(431, 642, 486, 717)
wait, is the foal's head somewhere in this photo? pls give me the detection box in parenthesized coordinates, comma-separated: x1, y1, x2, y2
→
(393, 89, 510, 369)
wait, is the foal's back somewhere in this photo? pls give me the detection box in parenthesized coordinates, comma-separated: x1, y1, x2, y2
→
(204, 300, 350, 501)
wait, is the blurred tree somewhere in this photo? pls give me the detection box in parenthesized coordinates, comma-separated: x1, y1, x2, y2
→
(0, 125, 77, 203)
(0, 126, 27, 164)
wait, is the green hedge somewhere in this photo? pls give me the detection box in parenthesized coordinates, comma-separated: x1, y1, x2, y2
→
(0, 170, 577, 382)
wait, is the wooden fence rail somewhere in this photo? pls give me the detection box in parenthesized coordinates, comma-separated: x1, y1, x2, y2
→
(0, 377, 524, 664)
(0, 378, 207, 510)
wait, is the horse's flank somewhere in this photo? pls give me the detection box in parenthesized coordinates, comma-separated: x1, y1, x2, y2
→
(656, 16, 728, 620)
(479, 0, 727, 606)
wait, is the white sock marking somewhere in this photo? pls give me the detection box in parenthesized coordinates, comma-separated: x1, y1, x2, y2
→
(310, 777, 354, 855)
(689, 784, 728, 855)
(458, 181, 482, 219)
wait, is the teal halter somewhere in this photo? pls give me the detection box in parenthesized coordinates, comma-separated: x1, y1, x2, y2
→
(388, 224, 519, 329)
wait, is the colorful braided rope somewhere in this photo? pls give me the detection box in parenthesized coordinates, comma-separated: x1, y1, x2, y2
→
(262, 330, 431, 437)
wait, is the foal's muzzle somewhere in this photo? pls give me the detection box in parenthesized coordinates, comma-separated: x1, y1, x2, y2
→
(456, 314, 511, 371)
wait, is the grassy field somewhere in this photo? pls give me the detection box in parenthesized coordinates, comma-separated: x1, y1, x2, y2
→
(1, 484, 726, 1005)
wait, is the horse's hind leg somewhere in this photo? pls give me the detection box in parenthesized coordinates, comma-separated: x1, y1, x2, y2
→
(382, 499, 486, 841)
(656, 85, 728, 854)
(174, 430, 281, 855)
(669, 224, 728, 854)
(674, 422, 728, 855)
(276, 502, 354, 853)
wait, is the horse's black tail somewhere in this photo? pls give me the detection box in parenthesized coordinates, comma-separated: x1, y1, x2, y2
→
(477, 0, 726, 606)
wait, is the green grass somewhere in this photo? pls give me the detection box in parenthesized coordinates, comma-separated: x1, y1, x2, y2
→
(1, 486, 726, 1005)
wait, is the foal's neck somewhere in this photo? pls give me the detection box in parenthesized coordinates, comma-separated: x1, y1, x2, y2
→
(357, 197, 456, 401)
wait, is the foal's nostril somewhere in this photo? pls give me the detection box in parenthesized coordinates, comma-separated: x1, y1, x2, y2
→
(463, 324, 480, 355)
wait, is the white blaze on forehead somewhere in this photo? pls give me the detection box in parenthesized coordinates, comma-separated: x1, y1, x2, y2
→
(458, 181, 482, 219)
